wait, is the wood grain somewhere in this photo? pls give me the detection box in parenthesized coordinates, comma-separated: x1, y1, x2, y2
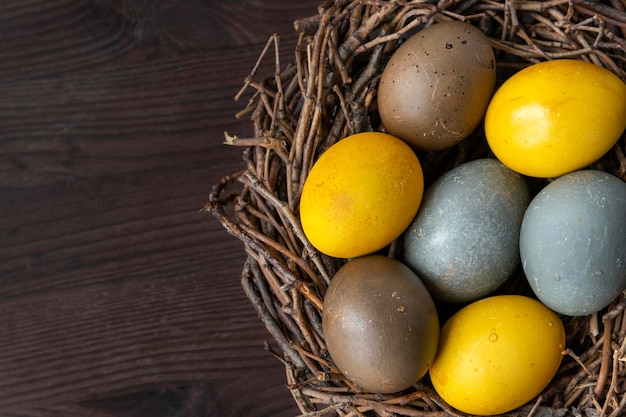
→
(0, 0, 319, 416)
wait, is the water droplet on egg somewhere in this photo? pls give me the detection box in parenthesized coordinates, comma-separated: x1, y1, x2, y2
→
(489, 329, 498, 342)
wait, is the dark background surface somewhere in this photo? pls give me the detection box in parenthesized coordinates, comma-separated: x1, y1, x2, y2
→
(0, 1, 320, 416)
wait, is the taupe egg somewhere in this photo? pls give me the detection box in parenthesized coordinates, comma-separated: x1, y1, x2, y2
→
(378, 21, 496, 151)
(322, 255, 440, 393)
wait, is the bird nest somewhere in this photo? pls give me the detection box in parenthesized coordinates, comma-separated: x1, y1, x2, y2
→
(207, 0, 626, 416)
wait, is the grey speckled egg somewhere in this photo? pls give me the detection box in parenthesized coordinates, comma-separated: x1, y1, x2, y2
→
(520, 170, 626, 316)
(403, 159, 530, 304)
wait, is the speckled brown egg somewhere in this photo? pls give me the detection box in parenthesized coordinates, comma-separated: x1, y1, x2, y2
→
(378, 21, 496, 151)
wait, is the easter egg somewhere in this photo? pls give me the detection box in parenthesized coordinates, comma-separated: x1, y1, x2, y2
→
(429, 295, 565, 415)
(378, 21, 496, 151)
(323, 255, 440, 393)
(300, 132, 424, 258)
(485, 59, 626, 178)
(520, 170, 626, 316)
(403, 159, 530, 303)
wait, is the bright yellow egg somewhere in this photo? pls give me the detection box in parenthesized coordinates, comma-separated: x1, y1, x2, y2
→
(429, 295, 565, 416)
(485, 59, 626, 178)
(300, 132, 423, 258)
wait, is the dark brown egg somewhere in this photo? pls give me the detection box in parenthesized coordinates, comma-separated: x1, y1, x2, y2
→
(322, 255, 440, 393)
(378, 21, 496, 151)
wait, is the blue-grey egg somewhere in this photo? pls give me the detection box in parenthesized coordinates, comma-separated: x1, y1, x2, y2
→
(520, 170, 626, 316)
(403, 158, 530, 303)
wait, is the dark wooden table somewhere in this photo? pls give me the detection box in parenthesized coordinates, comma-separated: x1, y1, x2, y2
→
(1, 1, 320, 416)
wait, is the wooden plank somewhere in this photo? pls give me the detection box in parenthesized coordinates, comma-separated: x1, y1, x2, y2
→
(0, 0, 320, 415)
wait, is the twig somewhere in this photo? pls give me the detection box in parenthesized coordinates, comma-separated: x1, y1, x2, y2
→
(564, 348, 594, 376)
(595, 321, 614, 399)
(600, 349, 621, 417)
(235, 34, 279, 101)
(525, 395, 543, 417)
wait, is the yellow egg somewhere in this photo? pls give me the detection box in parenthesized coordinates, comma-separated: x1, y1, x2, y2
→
(429, 295, 565, 416)
(485, 59, 626, 178)
(300, 132, 423, 258)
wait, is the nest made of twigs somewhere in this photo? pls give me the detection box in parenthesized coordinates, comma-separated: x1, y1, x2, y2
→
(208, 1, 626, 416)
